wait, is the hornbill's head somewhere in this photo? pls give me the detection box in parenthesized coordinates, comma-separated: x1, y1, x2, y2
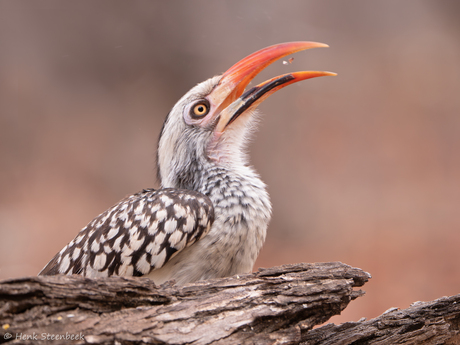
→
(157, 42, 336, 188)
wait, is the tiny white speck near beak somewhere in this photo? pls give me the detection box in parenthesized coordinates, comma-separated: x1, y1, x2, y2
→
(206, 41, 335, 134)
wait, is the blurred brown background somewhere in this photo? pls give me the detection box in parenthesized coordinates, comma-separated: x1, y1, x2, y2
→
(1, 0, 459, 324)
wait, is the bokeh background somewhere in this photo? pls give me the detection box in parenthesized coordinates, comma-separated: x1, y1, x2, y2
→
(1, 0, 459, 324)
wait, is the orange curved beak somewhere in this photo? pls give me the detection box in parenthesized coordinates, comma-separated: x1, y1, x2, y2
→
(207, 41, 336, 133)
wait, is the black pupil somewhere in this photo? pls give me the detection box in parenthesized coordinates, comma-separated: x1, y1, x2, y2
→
(197, 105, 205, 113)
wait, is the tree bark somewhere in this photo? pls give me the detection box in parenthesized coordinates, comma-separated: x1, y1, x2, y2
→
(303, 294, 460, 345)
(0, 262, 458, 344)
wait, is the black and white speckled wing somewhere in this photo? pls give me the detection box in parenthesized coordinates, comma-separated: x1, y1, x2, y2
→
(39, 188, 214, 277)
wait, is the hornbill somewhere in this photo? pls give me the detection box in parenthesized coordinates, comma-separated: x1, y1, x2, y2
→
(39, 42, 335, 284)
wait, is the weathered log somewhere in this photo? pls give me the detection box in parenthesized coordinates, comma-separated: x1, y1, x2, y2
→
(0, 262, 367, 344)
(302, 294, 460, 345)
(0, 262, 458, 344)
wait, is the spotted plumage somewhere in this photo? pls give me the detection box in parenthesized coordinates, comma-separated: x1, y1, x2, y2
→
(39, 42, 334, 284)
(39, 189, 214, 277)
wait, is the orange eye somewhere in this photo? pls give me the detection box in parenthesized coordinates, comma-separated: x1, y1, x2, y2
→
(191, 101, 209, 118)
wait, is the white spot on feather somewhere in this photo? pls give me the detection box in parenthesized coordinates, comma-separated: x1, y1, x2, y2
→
(104, 244, 112, 254)
(129, 233, 144, 251)
(160, 195, 173, 207)
(164, 219, 177, 234)
(151, 248, 166, 268)
(91, 240, 100, 253)
(118, 262, 134, 276)
(173, 204, 186, 218)
(152, 232, 166, 255)
(118, 210, 129, 221)
(134, 201, 145, 215)
(107, 227, 119, 239)
(150, 203, 161, 213)
(124, 219, 133, 229)
(140, 215, 151, 229)
(121, 243, 133, 257)
(72, 247, 81, 261)
(92, 253, 107, 270)
(148, 220, 158, 235)
(169, 230, 183, 247)
(200, 213, 208, 227)
(136, 253, 151, 274)
(156, 209, 167, 221)
(60, 254, 70, 273)
(171, 231, 187, 251)
(113, 236, 123, 252)
(182, 218, 194, 233)
(128, 225, 139, 236)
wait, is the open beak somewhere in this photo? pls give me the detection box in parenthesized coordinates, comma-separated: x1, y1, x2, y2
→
(207, 41, 336, 134)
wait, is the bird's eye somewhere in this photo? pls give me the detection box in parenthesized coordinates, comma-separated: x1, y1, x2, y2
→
(190, 101, 210, 118)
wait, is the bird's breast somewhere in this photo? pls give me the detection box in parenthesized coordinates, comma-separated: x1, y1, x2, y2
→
(148, 167, 272, 285)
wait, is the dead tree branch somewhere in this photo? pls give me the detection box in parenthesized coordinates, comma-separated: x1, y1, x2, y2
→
(0, 262, 458, 344)
(302, 293, 460, 345)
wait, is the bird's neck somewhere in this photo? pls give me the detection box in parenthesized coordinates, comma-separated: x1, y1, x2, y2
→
(163, 159, 269, 208)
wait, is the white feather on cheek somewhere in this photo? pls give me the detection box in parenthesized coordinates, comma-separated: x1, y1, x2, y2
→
(207, 109, 260, 166)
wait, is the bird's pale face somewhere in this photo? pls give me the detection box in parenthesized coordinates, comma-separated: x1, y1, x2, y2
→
(158, 42, 336, 188)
